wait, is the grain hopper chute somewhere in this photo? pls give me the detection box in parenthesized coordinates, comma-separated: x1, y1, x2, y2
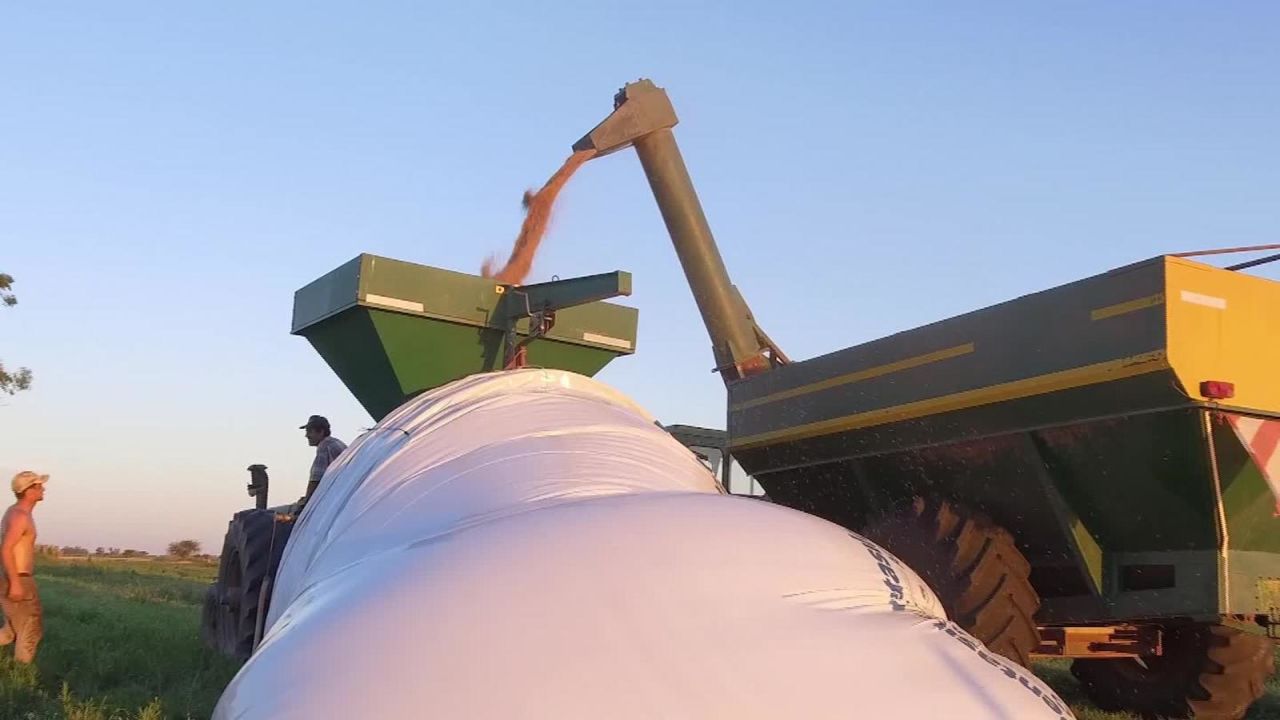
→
(290, 253, 639, 420)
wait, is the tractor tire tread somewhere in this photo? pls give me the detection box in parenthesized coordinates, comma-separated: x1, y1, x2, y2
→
(862, 497, 1040, 669)
(1071, 624, 1274, 720)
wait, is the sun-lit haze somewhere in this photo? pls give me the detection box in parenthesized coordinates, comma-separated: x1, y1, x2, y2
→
(2, 3, 1278, 554)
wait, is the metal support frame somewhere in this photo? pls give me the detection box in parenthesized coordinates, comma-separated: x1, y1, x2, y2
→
(1203, 410, 1232, 615)
(1228, 252, 1280, 271)
(496, 271, 632, 369)
(1173, 243, 1280, 259)
(574, 80, 784, 382)
(1172, 243, 1280, 271)
(1033, 625, 1163, 659)
(662, 424, 740, 492)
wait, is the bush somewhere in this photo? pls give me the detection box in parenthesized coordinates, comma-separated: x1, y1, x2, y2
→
(166, 540, 200, 560)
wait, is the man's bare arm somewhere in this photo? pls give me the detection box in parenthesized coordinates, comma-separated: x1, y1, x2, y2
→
(1, 511, 30, 597)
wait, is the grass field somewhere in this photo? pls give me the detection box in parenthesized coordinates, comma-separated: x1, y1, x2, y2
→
(2, 558, 1279, 719)
(0, 558, 240, 719)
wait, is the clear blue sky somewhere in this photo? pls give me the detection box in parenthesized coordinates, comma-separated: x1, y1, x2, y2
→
(2, 2, 1277, 554)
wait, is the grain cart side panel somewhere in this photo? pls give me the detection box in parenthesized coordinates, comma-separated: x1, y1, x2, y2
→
(728, 257, 1175, 474)
(725, 254, 1280, 629)
(1166, 257, 1280, 410)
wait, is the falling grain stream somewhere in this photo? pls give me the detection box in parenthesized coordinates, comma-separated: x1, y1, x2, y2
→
(482, 149, 597, 285)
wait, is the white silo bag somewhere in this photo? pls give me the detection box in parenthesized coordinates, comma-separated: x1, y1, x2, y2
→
(214, 369, 1072, 720)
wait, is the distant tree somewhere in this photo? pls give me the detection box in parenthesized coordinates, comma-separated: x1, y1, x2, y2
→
(0, 273, 32, 395)
(95, 546, 106, 555)
(108, 547, 121, 556)
(167, 540, 201, 559)
(60, 546, 89, 557)
(36, 544, 60, 558)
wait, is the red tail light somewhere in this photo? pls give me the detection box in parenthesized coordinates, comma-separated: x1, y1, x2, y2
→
(1200, 380, 1236, 400)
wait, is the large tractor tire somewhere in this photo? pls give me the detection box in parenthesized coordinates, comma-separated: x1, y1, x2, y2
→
(199, 520, 240, 654)
(202, 509, 292, 661)
(860, 496, 1041, 668)
(1071, 624, 1275, 719)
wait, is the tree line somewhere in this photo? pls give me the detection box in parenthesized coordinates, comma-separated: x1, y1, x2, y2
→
(36, 539, 208, 561)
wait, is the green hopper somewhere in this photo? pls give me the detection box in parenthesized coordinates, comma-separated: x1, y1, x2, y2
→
(290, 253, 639, 420)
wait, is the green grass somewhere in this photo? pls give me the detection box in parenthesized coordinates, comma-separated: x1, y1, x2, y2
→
(0, 558, 241, 719)
(3, 557, 1280, 718)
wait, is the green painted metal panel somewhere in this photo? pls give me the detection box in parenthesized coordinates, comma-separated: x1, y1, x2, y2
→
(522, 340, 619, 379)
(749, 403, 1252, 624)
(368, 309, 502, 397)
(1214, 417, 1280, 553)
(1034, 550, 1221, 624)
(292, 256, 362, 332)
(1034, 411, 1217, 552)
(729, 257, 1170, 447)
(302, 308, 405, 421)
(1038, 465, 1105, 597)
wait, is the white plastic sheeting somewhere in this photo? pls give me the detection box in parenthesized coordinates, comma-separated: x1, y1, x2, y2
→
(214, 369, 1073, 719)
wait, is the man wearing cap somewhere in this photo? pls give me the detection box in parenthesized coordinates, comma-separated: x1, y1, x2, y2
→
(301, 415, 347, 501)
(1, 470, 47, 663)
